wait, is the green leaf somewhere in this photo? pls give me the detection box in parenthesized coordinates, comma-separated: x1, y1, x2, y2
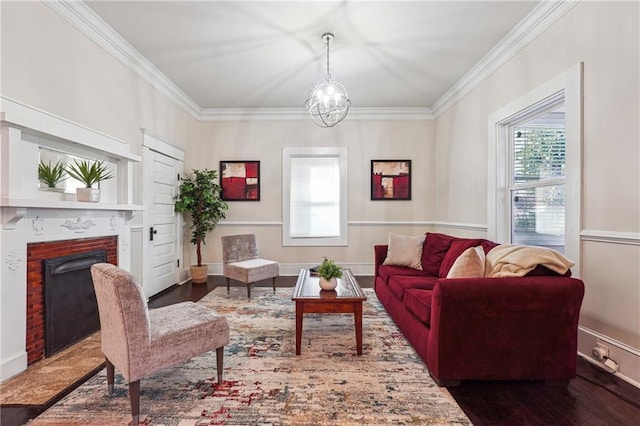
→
(66, 160, 114, 188)
(174, 169, 229, 267)
(38, 160, 67, 188)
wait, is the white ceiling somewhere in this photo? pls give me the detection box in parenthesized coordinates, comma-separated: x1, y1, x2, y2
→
(84, 0, 539, 111)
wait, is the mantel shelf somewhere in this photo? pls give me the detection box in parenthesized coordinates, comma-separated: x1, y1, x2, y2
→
(0, 197, 144, 211)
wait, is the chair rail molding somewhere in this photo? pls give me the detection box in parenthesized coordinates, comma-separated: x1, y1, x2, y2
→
(580, 230, 640, 246)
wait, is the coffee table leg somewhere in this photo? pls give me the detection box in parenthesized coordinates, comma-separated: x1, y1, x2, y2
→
(295, 301, 303, 355)
(355, 302, 363, 355)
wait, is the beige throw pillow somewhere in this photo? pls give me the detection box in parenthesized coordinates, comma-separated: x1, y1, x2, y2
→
(383, 233, 426, 270)
(446, 246, 485, 278)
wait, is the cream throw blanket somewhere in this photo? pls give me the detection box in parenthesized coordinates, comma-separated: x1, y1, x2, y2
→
(485, 244, 575, 277)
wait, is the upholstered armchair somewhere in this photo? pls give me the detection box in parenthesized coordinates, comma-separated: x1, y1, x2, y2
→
(221, 234, 279, 298)
(90, 263, 229, 425)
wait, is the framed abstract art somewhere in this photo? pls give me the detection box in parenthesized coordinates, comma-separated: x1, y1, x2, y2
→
(371, 160, 411, 200)
(220, 161, 260, 201)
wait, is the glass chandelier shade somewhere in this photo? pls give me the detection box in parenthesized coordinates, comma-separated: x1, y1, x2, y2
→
(305, 33, 351, 128)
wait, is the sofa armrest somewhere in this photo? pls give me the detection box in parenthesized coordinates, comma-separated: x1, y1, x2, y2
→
(374, 245, 388, 278)
(427, 276, 585, 382)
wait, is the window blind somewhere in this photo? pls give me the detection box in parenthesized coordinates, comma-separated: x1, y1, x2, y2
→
(289, 156, 340, 238)
(512, 127, 566, 184)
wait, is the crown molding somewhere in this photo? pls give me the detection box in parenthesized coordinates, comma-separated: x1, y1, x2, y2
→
(199, 107, 433, 121)
(431, 0, 580, 117)
(44, 0, 202, 118)
(46, 0, 578, 122)
(45, 1, 432, 122)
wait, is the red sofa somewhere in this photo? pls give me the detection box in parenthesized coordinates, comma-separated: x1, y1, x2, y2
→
(374, 232, 585, 387)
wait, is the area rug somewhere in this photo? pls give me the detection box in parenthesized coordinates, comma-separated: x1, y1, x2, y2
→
(29, 287, 471, 425)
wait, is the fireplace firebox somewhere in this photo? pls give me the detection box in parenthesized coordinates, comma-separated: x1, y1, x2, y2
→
(43, 249, 106, 356)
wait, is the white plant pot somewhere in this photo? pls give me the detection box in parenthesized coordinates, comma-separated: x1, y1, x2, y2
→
(319, 277, 338, 291)
(76, 187, 101, 202)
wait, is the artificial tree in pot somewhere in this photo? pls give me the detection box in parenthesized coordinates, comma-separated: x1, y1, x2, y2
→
(174, 169, 228, 283)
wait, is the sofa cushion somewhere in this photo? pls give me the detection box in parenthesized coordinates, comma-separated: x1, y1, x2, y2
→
(378, 265, 432, 284)
(447, 246, 486, 278)
(439, 238, 484, 277)
(421, 233, 461, 277)
(383, 233, 426, 270)
(388, 275, 439, 301)
(404, 289, 434, 326)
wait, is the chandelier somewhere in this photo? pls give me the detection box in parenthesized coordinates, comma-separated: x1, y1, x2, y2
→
(305, 33, 351, 127)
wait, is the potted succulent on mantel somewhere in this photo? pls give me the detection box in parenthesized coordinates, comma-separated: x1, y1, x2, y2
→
(66, 159, 114, 202)
(174, 169, 228, 283)
(317, 257, 343, 291)
(38, 159, 67, 191)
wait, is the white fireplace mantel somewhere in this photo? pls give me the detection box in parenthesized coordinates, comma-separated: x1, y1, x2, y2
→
(0, 97, 143, 382)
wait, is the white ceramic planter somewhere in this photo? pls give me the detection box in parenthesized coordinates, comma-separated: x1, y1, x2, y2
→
(319, 277, 338, 291)
(76, 187, 101, 202)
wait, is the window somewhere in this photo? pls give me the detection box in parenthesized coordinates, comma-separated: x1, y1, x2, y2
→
(510, 109, 566, 252)
(487, 63, 582, 274)
(283, 147, 348, 246)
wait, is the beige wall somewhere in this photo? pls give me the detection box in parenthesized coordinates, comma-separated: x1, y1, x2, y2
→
(186, 118, 435, 270)
(433, 0, 640, 373)
(0, 2, 195, 154)
(2, 0, 638, 381)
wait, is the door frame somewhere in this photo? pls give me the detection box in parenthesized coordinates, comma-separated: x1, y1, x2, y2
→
(141, 129, 185, 292)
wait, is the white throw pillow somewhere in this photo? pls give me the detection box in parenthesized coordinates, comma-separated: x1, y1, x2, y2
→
(383, 233, 426, 270)
(446, 246, 485, 278)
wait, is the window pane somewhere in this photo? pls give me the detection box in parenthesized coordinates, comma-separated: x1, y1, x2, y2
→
(511, 185, 565, 252)
(513, 126, 565, 184)
(290, 156, 340, 238)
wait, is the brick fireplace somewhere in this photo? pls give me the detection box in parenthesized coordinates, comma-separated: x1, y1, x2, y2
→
(26, 236, 118, 364)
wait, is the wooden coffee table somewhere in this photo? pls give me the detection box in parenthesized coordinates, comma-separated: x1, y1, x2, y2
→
(292, 268, 367, 355)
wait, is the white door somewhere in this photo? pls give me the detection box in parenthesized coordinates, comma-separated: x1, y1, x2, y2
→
(143, 147, 182, 297)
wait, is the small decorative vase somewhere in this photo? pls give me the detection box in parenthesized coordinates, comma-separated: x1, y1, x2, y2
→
(190, 265, 208, 284)
(319, 277, 338, 291)
(76, 187, 100, 202)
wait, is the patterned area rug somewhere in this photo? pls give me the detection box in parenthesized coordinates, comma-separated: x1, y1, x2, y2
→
(30, 287, 471, 425)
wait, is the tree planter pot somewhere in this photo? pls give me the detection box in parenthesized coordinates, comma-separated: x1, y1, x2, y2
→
(76, 188, 101, 202)
(190, 265, 208, 284)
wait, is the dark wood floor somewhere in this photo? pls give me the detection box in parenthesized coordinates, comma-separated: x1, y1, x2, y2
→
(3, 276, 639, 425)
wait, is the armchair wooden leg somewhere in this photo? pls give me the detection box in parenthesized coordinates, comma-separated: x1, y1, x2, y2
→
(216, 346, 224, 384)
(226, 277, 230, 294)
(105, 357, 115, 395)
(129, 380, 140, 425)
(247, 282, 252, 298)
(272, 277, 276, 293)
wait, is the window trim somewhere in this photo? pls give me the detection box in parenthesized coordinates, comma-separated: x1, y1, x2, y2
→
(487, 63, 582, 276)
(282, 147, 348, 246)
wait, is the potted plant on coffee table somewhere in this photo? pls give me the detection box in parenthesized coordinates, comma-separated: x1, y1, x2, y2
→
(317, 257, 343, 291)
(66, 159, 114, 202)
(174, 169, 228, 283)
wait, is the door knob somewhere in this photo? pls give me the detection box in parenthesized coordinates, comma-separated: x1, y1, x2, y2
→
(150, 227, 158, 241)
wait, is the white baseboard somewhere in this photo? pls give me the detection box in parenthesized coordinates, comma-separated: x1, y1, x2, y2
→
(578, 327, 640, 388)
(178, 263, 374, 284)
(0, 350, 28, 383)
(202, 262, 374, 277)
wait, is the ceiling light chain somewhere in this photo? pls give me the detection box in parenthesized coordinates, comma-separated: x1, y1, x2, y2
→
(305, 33, 351, 128)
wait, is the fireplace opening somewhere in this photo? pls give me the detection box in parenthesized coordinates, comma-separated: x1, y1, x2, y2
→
(43, 249, 106, 356)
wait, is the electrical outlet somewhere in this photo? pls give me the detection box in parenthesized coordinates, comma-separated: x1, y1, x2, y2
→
(592, 343, 609, 361)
